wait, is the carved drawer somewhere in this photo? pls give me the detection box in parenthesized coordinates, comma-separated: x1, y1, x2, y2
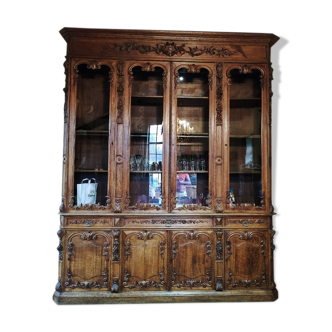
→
(121, 218, 213, 228)
(224, 217, 270, 228)
(64, 217, 113, 228)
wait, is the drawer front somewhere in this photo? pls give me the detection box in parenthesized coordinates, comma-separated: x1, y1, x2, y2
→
(224, 217, 270, 228)
(65, 217, 113, 228)
(122, 218, 213, 228)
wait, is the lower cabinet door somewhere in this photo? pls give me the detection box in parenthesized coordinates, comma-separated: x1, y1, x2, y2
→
(122, 230, 167, 291)
(64, 231, 110, 291)
(225, 230, 268, 289)
(171, 230, 214, 290)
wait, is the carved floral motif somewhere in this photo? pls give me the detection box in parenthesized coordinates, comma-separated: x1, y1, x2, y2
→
(116, 60, 125, 123)
(112, 229, 120, 262)
(123, 268, 165, 289)
(216, 63, 223, 125)
(102, 41, 237, 58)
(65, 268, 108, 289)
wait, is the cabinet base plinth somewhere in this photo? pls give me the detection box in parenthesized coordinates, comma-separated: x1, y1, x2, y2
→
(53, 289, 278, 305)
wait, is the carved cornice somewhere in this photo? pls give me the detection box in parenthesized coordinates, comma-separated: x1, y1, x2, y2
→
(102, 41, 237, 58)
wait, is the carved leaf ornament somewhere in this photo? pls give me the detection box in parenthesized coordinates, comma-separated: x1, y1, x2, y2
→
(103, 41, 237, 58)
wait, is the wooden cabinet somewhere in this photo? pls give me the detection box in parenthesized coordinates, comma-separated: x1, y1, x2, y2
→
(170, 230, 214, 290)
(54, 28, 279, 304)
(64, 230, 110, 290)
(224, 230, 268, 289)
(122, 230, 167, 290)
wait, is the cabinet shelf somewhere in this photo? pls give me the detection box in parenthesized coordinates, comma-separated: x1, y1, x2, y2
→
(230, 135, 261, 138)
(76, 112, 109, 130)
(177, 134, 209, 138)
(131, 95, 163, 106)
(130, 171, 162, 173)
(75, 169, 108, 173)
(230, 170, 261, 174)
(230, 98, 261, 108)
(177, 97, 209, 107)
(177, 170, 208, 174)
(76, 130, 109, 136)
(178, 96, 209, 99)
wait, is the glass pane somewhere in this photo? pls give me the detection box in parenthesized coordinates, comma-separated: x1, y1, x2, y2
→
(74, 64, 110, 206)
(229, 68, 262, 207)
(176, 68, 209, 207)
(129, 67, 164, 207)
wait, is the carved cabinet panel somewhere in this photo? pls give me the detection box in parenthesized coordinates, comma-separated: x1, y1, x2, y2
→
(64, 231, 110, 290)
(171, 230, 214, 290)
(225, 230, 268, 289)
(122, 230, 167, 290)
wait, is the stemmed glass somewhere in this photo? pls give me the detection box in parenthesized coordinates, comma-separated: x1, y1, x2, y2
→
(135, 155, 142, 171)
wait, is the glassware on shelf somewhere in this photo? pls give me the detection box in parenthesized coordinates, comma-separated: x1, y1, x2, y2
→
(135, 155, 142, 171)
(182, 155, 188, 171)
(229, 68, 262, 207)
(130, 156, 136, 171)
(129, 67, 164, 207)
(189, 155, 196, 171)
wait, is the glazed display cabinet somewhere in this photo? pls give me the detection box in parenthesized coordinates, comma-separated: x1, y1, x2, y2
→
(54, 28, 279, 304)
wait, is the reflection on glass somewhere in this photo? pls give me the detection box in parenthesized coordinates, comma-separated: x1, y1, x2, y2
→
(74, 64, 110, 206)
(229, 68, 262, 207)
(129, 67, 164, 207)
(176, 68, 209, 207)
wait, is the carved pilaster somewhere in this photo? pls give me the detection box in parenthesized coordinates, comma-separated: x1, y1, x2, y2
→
(216, 63, 223, 125)
(112, 229, 120, 261)
(215, 229, 223, 261)
(116, 60, 125, 123)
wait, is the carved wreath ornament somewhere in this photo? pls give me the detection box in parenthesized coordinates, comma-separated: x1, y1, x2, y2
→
(103, 42, 237, 58)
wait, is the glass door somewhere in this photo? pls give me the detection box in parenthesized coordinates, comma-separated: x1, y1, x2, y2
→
(173, 65, 212, 210)
(73, 63, 111, 208)
(128, 65, 167, 210)
(227, 66, 265, 210)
